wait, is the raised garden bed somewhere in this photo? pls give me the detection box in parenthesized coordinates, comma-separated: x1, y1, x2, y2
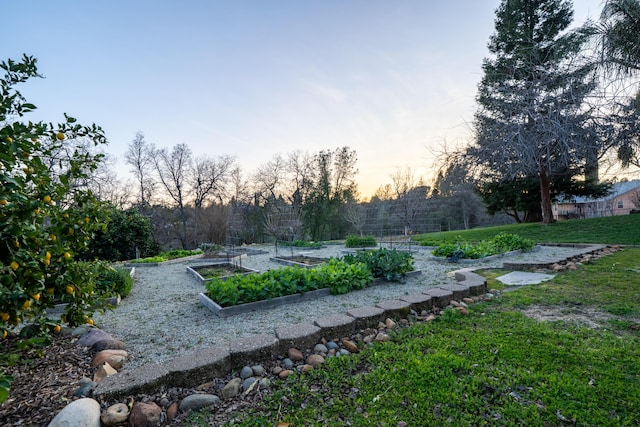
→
(186, 262, 259, 285)
(199, 269, 422, 317)
(270, 255, 328, 268)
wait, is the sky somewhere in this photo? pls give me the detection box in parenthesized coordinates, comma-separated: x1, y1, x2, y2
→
(3, 0, 606, 199)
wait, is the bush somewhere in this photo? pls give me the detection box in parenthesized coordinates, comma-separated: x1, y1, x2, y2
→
(345, 234, 377, 248)
(206, 259, 373, 307)
(342, 248, 414, 281)
(95, 266, 133, 298)
(82, 208, 161, 261)
(128, 249, 202, 263)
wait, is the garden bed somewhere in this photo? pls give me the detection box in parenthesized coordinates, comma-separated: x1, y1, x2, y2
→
(270, 255, 328, 268)
(199, 269, 422, 317)
(186, 262, 259, 285)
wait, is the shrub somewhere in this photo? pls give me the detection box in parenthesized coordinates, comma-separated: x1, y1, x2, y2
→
(342, 248, 414, 281)
(345, 234, 377, 248)
(95, 266, 133, 298)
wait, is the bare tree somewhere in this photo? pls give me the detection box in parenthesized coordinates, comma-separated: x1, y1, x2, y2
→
(125, 132, 155, 210)
(389, 166, 429, 235)
(152, 143, 192, 248)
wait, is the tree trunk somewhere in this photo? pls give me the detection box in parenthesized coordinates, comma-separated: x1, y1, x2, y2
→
(539, 167, 555, 224)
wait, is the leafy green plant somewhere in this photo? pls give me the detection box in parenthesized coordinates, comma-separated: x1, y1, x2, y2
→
(205, 259, 373, 307)
(345, 234, 377, 248)
(431, 233, 534, 259)
(128, 248, 202, 263)
(95, 266, 133, 298)
(1, 55, 112, 344)
(342, 248, 414, 281)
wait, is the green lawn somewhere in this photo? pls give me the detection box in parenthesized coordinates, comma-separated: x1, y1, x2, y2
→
(412, 214, 640, 245)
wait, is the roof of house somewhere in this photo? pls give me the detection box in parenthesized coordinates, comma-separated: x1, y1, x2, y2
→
(568, 180, 640, 204)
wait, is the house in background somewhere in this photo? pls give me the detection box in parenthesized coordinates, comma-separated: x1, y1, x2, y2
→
(554, 180, 640, 220)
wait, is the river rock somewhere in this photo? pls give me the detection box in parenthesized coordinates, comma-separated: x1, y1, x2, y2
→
(166, 402, 179, 421)
(306, 354, 325, 367)
(463, 297, 475, 305)
(48, 398, 101, 427)
(287, 348, 304, 361)
(77, 328, 113, 347)
(282, 358, 294, 369)
(240, 365, 253, 379)
(179, 394, 220, 413)
(313, 343, 328, 354)
(129, 401, 161, 427)
(91, 349, 127, 369)
(456, 307, 470, 315)
(91, 339, 126, 352)
(74, 381, 96, 397)
(341, 339, 359, 353)
(100, 403, 129, 426)
(222, 378, 242, 399)
(251, 365, 265, 376)
(327, 341, 339, 350)
(242, 377, 257, 392)
(374, 332, 390, 342)
(299, 364, 314, 373)
(385, 318, 396, 329)
(278, 369, 294, 379)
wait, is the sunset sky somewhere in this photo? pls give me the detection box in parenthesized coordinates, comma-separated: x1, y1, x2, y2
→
(4, 0, 606, 198)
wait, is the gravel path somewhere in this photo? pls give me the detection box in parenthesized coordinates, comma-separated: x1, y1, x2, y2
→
(93, 244, 591, 370)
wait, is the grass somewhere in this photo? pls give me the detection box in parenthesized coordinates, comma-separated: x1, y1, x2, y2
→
(412, 214, 640, 245)
(194, 248, 639, 427)
(128, 248, 202, 263)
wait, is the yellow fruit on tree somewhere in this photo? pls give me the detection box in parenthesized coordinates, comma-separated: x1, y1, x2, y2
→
(64, 252, 71, 260)
(85, 318, 94, 326)
(0, 312, 10, 321)
(46, 288, 55, 295)
(33, 208, 40, 215)
(65, 285, 74, 294)
(23, 300, 31, 310)
(50, 234, 57, 241)
(45, 251, 52, 260)
(2, 330, 6, 339)
(68, 227, 74, 236)
(54, 324, 61, 333)
(0, 199, 7, 205)
(84, 217, 90, 223)
(43, 259, 50, 267)
(9, 261, 19, 271)
(13, 317, 21, 325)
(14, 240, 19, 248)
(5, 137, 12, 143)
(32, 293, 40, 301)
(43, 195, 52, 204)
(56, 132, 65, 141)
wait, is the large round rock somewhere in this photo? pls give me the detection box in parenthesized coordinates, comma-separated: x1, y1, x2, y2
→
(48, 398, 101, 427)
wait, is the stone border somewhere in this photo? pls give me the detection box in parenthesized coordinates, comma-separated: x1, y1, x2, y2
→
(93, 268, 474, 398)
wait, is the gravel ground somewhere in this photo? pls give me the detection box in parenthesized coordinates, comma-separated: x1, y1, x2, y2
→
(93, 243, 592, 370)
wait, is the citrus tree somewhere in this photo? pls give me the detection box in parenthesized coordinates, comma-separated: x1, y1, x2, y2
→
(1, 55, 111, 341)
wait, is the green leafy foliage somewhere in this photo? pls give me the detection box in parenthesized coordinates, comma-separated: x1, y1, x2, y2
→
(1, 55, 111, 339)
(206, 259, 373, 307)
(82, 207, 161, 261)
(95, 266, 133, 298)
(431, 233, 534, 259)
(128, 249, 202, 263)
(342, 248, 414, 281)
(344, 234, 377, 248)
